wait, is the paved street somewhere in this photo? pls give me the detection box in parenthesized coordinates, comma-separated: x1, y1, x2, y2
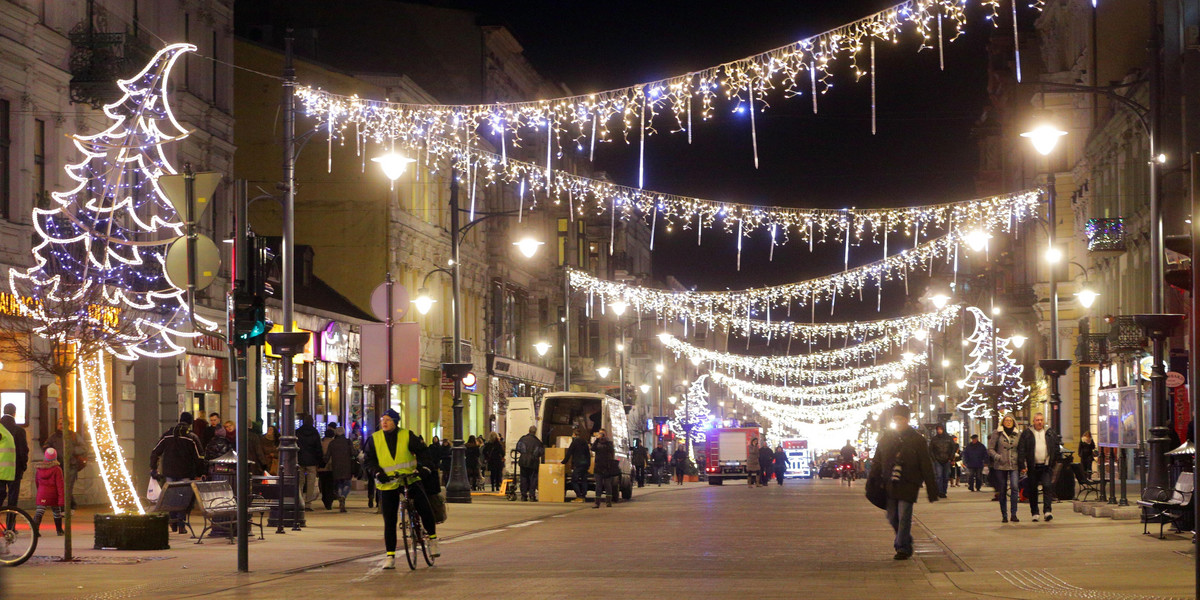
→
(4, 479, 1194, 599)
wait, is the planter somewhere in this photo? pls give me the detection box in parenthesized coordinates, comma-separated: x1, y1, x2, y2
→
(94, 512, 170, 550)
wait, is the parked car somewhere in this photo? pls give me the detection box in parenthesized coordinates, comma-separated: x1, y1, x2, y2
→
(817, 458, 837, 479)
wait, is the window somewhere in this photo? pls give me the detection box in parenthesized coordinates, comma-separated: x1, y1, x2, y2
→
(0, 100, 9, 219)
(33, 119, 45, 209)
(557, 218, 568, 266)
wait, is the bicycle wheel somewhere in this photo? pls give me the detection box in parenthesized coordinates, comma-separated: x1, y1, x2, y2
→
(0, 507, 38, 567)
(399, 498, 417, 570)
(412, 507, 434, 567)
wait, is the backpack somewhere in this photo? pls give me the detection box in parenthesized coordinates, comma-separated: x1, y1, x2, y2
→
(516, 436, 542, 469)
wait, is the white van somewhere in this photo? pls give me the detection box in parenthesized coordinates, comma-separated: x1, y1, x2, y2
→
(505, 392, 634, 500)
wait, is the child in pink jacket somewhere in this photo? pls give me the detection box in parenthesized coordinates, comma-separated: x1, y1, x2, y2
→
(35, 447, 65, 535)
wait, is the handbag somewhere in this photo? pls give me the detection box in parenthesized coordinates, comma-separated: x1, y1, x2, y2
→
(865, 475, 887, 510)
(429, 492, 448, 524)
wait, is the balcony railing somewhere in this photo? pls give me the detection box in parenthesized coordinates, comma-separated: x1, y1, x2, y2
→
(1086, 218, 1126, 254)
(1106, 315, 1145, 354)
(1075, 333, 1108, 366)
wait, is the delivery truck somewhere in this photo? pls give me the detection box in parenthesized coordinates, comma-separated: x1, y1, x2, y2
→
(704, 426, 762, 485)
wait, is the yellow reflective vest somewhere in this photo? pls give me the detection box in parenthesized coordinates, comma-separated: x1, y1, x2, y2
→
(0, 424, 15, 482)
(373, 429, 416, 491)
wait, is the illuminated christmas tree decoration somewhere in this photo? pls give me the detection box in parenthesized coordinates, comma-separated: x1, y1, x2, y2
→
(669, 375, 714, 456)
(9, 43, 214, 513)
(957, 307, 1028, 418)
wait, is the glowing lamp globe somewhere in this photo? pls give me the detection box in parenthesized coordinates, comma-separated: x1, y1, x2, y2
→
(1045, 246, 1063, 263)
(372, 152, 416, 181)
(930, 294, 950, 309)
(596, 366, 612, 379)
(610, 300, 628, 316)
(913, 329, 928, 342)
(690, 355, 702, 366)
(1076, 289, 1099, 308)
(513, 237, 544, 258)
(413, 288, 436, 315)
(639, 384, 651, 394)
(1021, 123, 1068, 156)
(964, 230, 992, 252)
(533, 341, 552, 356)
(941, 359, 951, 368)
(668, 396, 677, 405)
(1010, 334, 1027, 349)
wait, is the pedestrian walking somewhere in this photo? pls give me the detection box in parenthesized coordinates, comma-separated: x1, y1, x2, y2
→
(363, 409, 439, 569)
(757, 443, 774, 487)
(988, 413, 1021, 523)
(650, 442, 669, 486)
(318, 423, 337, 510)
(325, 426, 356, 512)
(41, 422, 84, 510)
(928, 425, 956, 498)
(961, 434, 988, 492)
(33, 447, 64, 535)
(746, 438, 762, 486)
(465, 435, 481, 491)
(561, 428, 591, 501)
(515, 426, 544, 501)
(149, 412, 205, 534)
(1018, 412, 1061, 522)
(630, 439, 648, 488)
(1078, 431, 1096, 476)
(672, 446, 689, 485)
(867, 405, 938, 560)
(773, 445, 787, 485)
(296, 414, 323, 511)
(438, 438, 452, 485)
(592, 429, 619, 507)
(483, 432, 505, 492)
(1, 403, 29, 521)
(949, 436, 962, 487)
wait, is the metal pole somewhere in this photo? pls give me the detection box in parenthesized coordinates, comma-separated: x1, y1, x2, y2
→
(234, 181, 249, 572)
(619, 329, 626, 410)
(1190, 152, 1200, 600)
(278, 32, 301, 532)
(1047, 174, 1063, 432)
(562, 267, 571, 390)
(445, 168, 471, 503)
(1148, 0, 1163, 314)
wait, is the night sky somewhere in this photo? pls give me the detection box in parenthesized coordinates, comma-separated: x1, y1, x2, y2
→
(445, 0, 994, 324)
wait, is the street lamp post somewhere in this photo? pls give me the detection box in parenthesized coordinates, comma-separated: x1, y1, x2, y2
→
(1134, 314, 1185, 495)
(405, 169, 541, 504)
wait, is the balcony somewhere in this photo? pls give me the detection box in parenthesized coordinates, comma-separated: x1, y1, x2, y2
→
(441, 337, 472, 364)
(1106, 316, 1145, 354)
(1075, 333, 1108, 366)
(1086, 218, 1126, 254)
(68, 22, 157, 109)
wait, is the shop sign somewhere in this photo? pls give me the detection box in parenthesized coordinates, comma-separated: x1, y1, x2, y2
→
(186, 354, 225, 392)
(187, 332, 227, 358)
(1173, 385, 1190, 443)
(318, 321, 349, 363)
(1166, 371, 1185, 388)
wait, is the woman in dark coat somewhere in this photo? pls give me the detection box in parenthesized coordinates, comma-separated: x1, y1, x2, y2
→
(758, 444, 775, 487)
(437, 438, 452, 485)
(671, 447, 689, 485)
(772, 445, 788, 485)
(465, 435, 482, 491)
(1078, 431, 1096, 476)
(482, 432, 505, 492)
(324, 426, 356, 512)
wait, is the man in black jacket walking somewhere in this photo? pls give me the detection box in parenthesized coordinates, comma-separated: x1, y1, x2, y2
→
(515, 426, 544, 501)
(650, 442, 669, 486)
(928, 425, 957, 498)
(869, 405, 938, 560)
(630, 439, 648, 488)
(1017, 412, 1061, 522)
(561, 428, 591, 501)
(592, 429, 619, 508)
(150, 412, 205, 533)
(296, 414, 323, 511)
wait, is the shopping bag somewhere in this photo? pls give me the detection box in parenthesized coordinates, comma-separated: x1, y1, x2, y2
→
(146, 477, 162, 503)
(430, 491, 448, 524)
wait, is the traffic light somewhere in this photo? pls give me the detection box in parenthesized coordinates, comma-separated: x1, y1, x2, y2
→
(232, 290, 268, 346)
(246, 235, 279, 300)
(653, 416, 670, 438)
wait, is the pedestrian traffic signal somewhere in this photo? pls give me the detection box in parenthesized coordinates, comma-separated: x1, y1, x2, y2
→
(232, 290, 269, 346)
(247, 236, 279, 300)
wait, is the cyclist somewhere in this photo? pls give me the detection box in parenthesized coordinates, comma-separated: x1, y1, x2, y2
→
(839, 440, 857, 480)
(363, 409, 439, 570)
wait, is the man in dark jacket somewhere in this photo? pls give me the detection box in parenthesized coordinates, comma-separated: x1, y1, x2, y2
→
(296, 414, 323, 511)
(630, 439, 649, 488)
(561, 428, 592, 501)
(1017, 412, 1061, 522)
(150, 412, 205, 533)
(868, 405, 938, 560)
(757, 444, 774, 487)
(1, 403, 29, 519)
(928, 425, 957, 498)
(592, 429, 619, 507)
(961, 434, 988, 492)
(650, 442, 669, 486)
(515, 426, 544, 501)
(324, 426, 356, 512)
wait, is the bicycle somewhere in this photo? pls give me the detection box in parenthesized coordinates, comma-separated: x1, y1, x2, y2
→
(0, 507, 38, 567)
(840, 462, 855, 487)
(399, 480, 435, 570)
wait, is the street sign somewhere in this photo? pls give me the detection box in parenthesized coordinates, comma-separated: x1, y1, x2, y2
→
(159, 172, 222, 220)
(164, 234, 221, 291)
(360, 321, 420, 384)
(370, 281, 409, 322)
(440, 377, 455, 390)
(1166, 371, 1185, 388)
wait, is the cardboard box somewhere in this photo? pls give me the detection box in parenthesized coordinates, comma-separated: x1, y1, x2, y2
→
(555, 436, 573, 448)
(544, 447, 567, 464)
(538, 463, 566, 502)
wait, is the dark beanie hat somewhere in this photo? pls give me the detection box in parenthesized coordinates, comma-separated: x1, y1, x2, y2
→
(892, 405, 911, 418)
(180, 411, 194, 424)
(384, 408, 401, 423)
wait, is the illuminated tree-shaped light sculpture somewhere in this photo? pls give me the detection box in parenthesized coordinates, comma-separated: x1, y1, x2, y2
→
(957, 306, 1027, 419)
(8, 43, 213, 515)
(670, 375, 713, 458)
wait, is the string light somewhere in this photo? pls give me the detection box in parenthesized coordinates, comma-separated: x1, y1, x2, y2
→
(669, 375, 714, 456)
(297, 1, 982, 166)
(957, 307, 1028, 418)
(661, 334, 927, 379)
(80, 352, 144, 515)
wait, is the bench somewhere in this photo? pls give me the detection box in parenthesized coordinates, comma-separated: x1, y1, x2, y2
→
(152, 480, 197, 537)
(190, 480, 270, 544)
(1072, 464, 1102, 502)
(1138, 471, 1194, 539)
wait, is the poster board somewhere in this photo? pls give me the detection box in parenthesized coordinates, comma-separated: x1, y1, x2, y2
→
(1097, 386, 1140, 449)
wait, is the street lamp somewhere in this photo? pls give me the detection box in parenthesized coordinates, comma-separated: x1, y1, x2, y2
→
(610, 300, 628, 316)
(512, 237, 544, 259)
(964, 230, 991, 252)
(1010, 334, 1027, 349)
(639, 384, 650, 394)
(394, 164, 541, 505)
(596, 366, 612, 379)
(930, 294, 951, 309)
(533, 341, 552, 357)
(1076, 289, 1099, 309)
(1020, 122, 1068, 156)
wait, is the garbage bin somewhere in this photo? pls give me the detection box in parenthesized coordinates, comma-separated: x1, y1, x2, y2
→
(208, 450, 237, 488)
